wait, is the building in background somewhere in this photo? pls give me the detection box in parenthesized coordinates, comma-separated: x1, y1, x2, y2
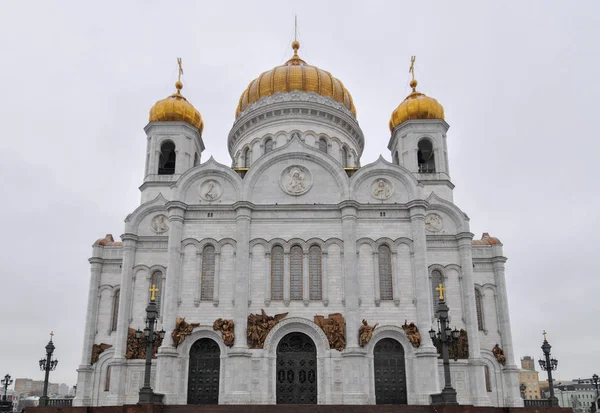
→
(518, 356, 541, 399)
(549, 383, 597, 412)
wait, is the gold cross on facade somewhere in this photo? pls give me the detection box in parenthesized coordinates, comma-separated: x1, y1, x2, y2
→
(177, 57, 183, 83)
(409, 56, 416, 81)
(543, 330, 547, 341)
(149, 284, 159, 302)
(436, 283, 446, 300)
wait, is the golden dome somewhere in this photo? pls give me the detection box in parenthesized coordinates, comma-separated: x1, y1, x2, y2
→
(389, 79, 444, 131)
(235, 41, 356, 119)
(149, 79, 204, 133)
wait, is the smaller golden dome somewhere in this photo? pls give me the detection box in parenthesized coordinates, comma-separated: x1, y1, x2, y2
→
(149, 76, 204, 133)
(389, 78, 444, 131)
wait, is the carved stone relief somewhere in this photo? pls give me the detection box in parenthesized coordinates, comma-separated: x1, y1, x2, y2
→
(401, 320, 421, 348)
(358, 319, 378, 347)
(213, 318, 235, 347)
(314, 313, 346, 351)
(280, 165, 312, 196)
(150, 214, 169, 234)
(172, 317, 200, 348)
(125, 327, 163, 359)
(199, 179, 222, 202)
(90, 343, 112, 364)
(371, 178, 393, 200)
(425, 213, 444, 232)
(247, 309, 288, 349)
(492, 343, 506, 365)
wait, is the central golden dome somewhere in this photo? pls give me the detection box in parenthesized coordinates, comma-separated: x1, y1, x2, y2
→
(235, 41, 356, 119)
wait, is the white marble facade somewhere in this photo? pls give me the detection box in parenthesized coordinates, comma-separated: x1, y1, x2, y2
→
(74, 84, 522, 407)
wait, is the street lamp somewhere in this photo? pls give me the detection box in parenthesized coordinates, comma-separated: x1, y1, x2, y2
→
(429, 283, 459, 405)
(591, 373, 599, 413)
(519, 383, 526, 399)
(137, 284, 165, 405)
(538, 330, 559, 407)
(1, 374, 12, 401)
(39, 332, 58, 407)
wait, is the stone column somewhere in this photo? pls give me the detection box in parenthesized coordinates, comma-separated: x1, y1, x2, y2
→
(372, 251, 381, 305)
(322, 251, 329, 306)
(214, 251, 221, 306)
(264, 251, 271, 306)
(457, 232, 490, 406)
(492, 254, 522, 407)
(303, 251, 309, 305)
(73, 255, 103, 406)
(408, 200, 439, 404)
(108, 233, 138, 405)
(222, 202, 252, 403)
(155, 201, 186, 402)
(392, 251, 400, 306)
(283, 251, 290, 306)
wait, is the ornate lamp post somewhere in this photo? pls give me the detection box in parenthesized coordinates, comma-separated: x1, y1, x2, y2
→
(591, 373, 599, 413)
(429, 283, 460, 405)
(538, 330, 559, 407)
(39, 332, 58, 407)
(1, 374, 12, 402)
(136, 284, 165, 404)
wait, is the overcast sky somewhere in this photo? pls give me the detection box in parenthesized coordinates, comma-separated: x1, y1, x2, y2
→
(0, 1, 598, 388)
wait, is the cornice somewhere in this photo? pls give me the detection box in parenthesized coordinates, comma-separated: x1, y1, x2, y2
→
(228, 92, 364, 155)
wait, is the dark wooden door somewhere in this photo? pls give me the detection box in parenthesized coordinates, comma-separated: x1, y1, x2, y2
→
(187, 338, 220, 404)
(374, 338, 407, 404)
(276, 332, 317, 404)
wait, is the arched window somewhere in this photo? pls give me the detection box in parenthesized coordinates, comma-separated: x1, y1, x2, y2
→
(309, 245, 322, 300)
(431, 270, 443, 316)
(158, 141, 176, 175)
(484, 365, 492, 392)
(393, 151, 399, 165)
(318, 137, 327, 153)
(150, 271, 163, 316)
(201, 245, 215, 301)
(290, 245, 303, 300)
(417, 139, 435, 173)
(342, 146, 349, 167)
(378, 245, 393, 300)
(475, 289, 485, 331)
(110, 290, 120, 332)
(264, 138, 273, 154)
(243, 148, 251, 168)
(193, 152, 199, 167)
(104, 366, 111, 392)
(271, 246, 284, 300)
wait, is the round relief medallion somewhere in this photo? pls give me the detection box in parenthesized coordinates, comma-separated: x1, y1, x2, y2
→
(371, 178, 394, 200)
(150, 214, 169, 234)
(199, 179, 222, 202)
(425, 213, 444, 232)
(280, 165, 312, 196)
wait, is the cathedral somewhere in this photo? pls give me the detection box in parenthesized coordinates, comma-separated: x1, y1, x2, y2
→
(74, 40, 522, 407)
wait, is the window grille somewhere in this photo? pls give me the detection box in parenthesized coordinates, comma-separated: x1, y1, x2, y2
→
(111, 290, 120, 331)
(265, 138, 273, 153)
(201, 245, 215, 300)
(431, 270, 443, 315)
(150, 271, 163, 316)
(309, 246, 322, 300)
(378, 245, 393, 300)
(271, 246, 284, 300)
(319, 138, 327, 153)
(290, 245, 303, 300)
(475, 289, 485, 330)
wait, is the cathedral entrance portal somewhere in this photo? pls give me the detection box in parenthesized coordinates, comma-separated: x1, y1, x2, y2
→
(187, 338, 220, 404)
(374, 338, 407, 404)
(276, 332, 317, 404)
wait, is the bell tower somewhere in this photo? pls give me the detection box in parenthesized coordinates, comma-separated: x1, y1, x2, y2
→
(388, 57, 453, 201)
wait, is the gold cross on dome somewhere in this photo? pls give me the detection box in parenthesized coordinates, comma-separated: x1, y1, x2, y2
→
(409, 56, 416, 81)
(543, 330, 547, 341)
(177, 57, 183, 83)
(149, 284, 159, 302)
(436, 283, 446, 300)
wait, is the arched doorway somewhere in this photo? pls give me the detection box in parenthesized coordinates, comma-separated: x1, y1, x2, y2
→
(187, 338, 220, 404)
(374, 338, 407, 404)
(276, 332, 317, 404)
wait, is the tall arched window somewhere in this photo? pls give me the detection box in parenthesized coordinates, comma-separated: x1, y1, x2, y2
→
(484, 365, 492, 392)
(110, 290, 120, 332)
(290, 245, 303, 300)
(264, 138, 273, 154)
(393, 151, 399, 165)
(318, 137, 327, 153)
(243, 148, 251, 168)
(475, 289, 485, 331)
(378, 245, 393, 300)
(431, 270, 443, 316)
(271, 246, 284, 300)
(150, 271, 163, 316)
(309, 245, 322, 300)
(201, 245, 216, 301)
(342, 146, 349, 167)
(104, 366, 111, 392)
(417, 139, 435, 173)
(158, 141, 176, 175)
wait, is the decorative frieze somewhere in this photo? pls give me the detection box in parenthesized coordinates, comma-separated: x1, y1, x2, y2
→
(401, 320, 421, 348)
(90, 343, 112, 364)
(213, 318, 235, 347)
(172, 317, 200, 348)
(358, 319, 378, 347)
(314, 313, 346, 351)
(247, 309, 288, 349)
